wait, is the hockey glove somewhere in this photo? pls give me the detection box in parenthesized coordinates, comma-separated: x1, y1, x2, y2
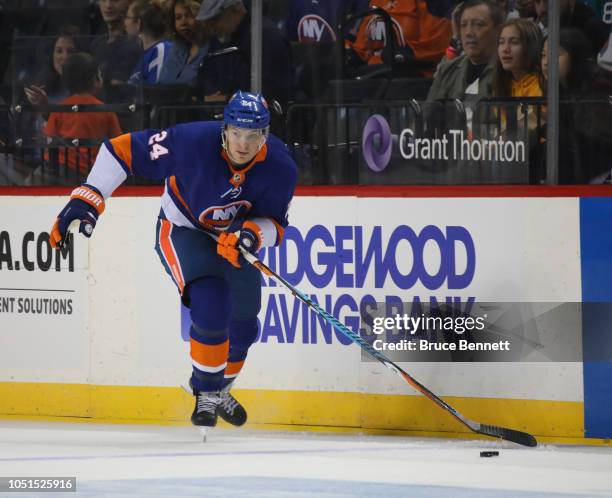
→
(49, 184, 105, 249)
(217, 220, 263, 268)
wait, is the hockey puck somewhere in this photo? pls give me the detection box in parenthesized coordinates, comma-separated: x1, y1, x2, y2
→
(480, 451, 499, 457)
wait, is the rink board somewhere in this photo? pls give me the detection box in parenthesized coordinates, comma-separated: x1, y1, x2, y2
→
(0, 186, 611, 440)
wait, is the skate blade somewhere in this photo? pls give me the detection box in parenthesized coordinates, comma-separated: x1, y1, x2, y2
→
(198, 426, 212, 442)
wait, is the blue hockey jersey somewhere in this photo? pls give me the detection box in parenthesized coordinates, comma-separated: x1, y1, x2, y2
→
(129, 40, 173, 84)
(86, 121, 297, 247)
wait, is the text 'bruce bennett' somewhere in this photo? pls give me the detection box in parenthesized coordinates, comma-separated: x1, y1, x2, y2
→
(373, 339, 511, 352)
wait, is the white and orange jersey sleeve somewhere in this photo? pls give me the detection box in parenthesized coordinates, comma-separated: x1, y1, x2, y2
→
(85, 128, 178, 199)
(247, 217, 286, 247)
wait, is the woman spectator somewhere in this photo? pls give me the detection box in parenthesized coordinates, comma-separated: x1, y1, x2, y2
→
(493, 18, 542, 97)
(126, 0, 174, 84)
(487, 18, 542, 172)
(158, 0, 209, 86)
(541, 28, 612, 97)
(20, 27, 80, 164)
(540, 28, 612, 183)
(24, 26, 80, 107)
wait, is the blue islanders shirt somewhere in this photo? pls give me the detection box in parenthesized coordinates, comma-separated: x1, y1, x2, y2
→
(129, 40, 173, 84)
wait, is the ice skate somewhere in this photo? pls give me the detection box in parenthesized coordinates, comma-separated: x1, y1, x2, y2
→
(218, 382, 247, 427)
(191, 390, 222, 442)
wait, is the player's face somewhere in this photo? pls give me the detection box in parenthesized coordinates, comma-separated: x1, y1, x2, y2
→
(225, 125, 265, 164)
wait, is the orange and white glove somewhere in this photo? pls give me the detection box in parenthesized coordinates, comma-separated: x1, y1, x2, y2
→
(49, 184, 105, 249)
(217, 220, 263, 268)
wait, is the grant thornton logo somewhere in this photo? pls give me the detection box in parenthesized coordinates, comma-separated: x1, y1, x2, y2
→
(362, 114, 392, 172)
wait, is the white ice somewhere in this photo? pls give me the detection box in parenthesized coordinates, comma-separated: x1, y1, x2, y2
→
(0, 420, 611, 497)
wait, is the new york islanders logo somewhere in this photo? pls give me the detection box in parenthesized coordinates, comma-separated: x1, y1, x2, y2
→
(297, 15, 337, 42)
(365, 15, 405, 51)
(199, 200, 252, 230)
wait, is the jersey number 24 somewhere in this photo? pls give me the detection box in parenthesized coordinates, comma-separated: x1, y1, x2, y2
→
(149, 131, 169, 160)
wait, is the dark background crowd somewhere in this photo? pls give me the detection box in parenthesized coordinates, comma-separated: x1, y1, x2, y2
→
(0, 0, 611, 185)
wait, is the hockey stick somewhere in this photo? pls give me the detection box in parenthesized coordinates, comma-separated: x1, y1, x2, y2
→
(236, 245, 537, 448)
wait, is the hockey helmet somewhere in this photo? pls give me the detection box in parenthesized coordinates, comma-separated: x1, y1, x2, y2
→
(223, 91, 270, 130)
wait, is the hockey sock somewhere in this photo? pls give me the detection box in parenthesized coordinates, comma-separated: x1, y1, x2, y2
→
(222, 318, 259, 388)
(189, 323, 228, 392)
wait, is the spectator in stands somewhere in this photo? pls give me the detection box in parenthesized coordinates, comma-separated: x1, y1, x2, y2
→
(44, 53, 122, 172)
(91, 0, 142, 89)
(516, 0, 535, 18)
(285, 0, 369, 43)
(446, 0, 518, 62)
(24, 26, 79, 107)
(124, 1, 141, 37)
(598, 28, 612, 73)
(196, 0, 292, 105)
(497, 0, 520, 19)
(126, 0, 173, 84)
(539, 28, 612, 183)
(541, 28, 612, 97)
(348, 0, 453, 76)
(428, 0, 504, 100)
(533, 0, 607, 57)
(493, 18, 542, 97)
(158, 0, 209, 86)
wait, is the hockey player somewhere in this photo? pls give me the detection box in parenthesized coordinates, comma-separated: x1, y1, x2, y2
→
(48, 91, 298, 433)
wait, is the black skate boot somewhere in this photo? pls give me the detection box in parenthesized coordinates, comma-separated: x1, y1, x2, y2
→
(191, 390, 221, 441)
(218, 382, 247, 426)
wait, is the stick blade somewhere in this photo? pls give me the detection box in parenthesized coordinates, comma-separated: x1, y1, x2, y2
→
(479, 424, 538, 447)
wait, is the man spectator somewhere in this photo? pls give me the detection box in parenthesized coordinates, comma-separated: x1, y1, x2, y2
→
(196, 0, 292, 105)
(533, 0, 608, 56)
(427, 0, 504, 100)
(90, 0, 142, 90)
(446, 0, 517, 63)
(285, 0, 369, 43)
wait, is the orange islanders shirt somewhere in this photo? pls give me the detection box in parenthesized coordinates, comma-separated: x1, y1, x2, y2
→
(511, 73, 542, 97)
(44, 94, 122, 171)
(351, 0, 452, 68)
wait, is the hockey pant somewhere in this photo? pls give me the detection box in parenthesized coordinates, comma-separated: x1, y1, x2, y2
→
(155, 216, 261, 392)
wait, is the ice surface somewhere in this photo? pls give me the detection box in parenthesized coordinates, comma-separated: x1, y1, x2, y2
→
(0, 420, 610, 497)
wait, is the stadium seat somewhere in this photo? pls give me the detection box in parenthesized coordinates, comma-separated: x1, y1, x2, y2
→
(290, 41, 344, 101)
(384, 78, 433, 101)
(323, 78, 389, 103)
